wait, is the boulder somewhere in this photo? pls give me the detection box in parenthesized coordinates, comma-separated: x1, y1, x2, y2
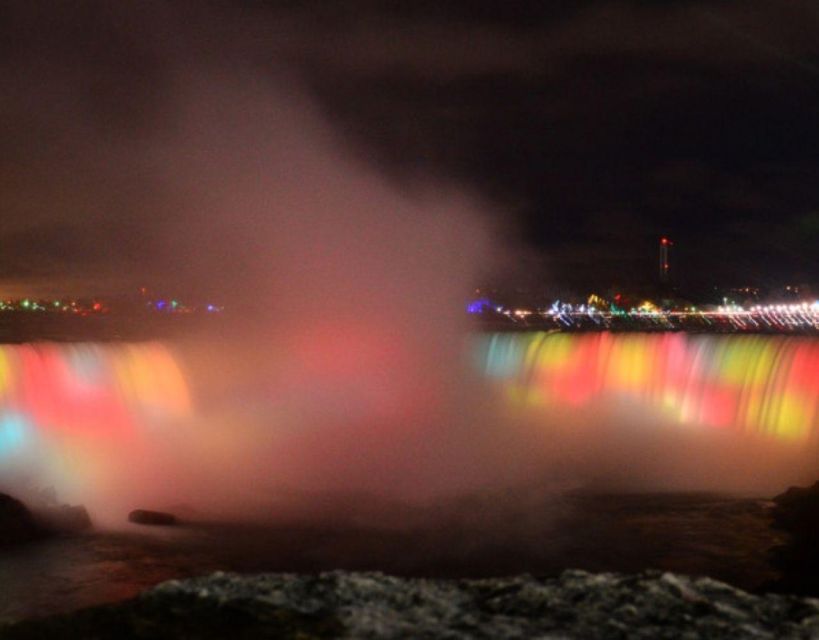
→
(771, 481, 819, 539)
(128, 509, 177, 526)
(0, 493, 42, 546)
(767, 481, 819, 595)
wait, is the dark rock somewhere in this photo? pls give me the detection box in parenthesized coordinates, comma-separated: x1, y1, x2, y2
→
(767, 481, 819, 595)
(4, 570, 819, 639)
(0, 493, 42, 546)
(771, 481, 819, 539)
(128, 509, 177, 526)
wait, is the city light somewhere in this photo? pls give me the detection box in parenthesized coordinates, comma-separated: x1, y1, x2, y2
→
(0, 296, 223, 316)
(472, 298, 819, 333)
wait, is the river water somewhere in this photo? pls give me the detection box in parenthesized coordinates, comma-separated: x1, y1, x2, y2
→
(0, 491, 787, 622)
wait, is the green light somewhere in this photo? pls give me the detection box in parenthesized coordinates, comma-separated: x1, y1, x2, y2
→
(21, 299, 30, 308)
(53, 300, 60, 307)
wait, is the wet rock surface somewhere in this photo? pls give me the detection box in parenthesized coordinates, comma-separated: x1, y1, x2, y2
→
(4, 569, 819, 639)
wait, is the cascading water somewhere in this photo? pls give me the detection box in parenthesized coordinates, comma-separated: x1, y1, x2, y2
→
(476, 332, 819, 440)
(0, 342, 191, 510)
(472, 331, 819, 493)
(2, 332, 818, 521)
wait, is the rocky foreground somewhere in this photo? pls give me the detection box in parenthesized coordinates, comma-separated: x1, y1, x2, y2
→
(3, 570, 819, 639)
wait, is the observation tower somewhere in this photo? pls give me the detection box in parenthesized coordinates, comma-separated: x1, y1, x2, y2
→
(659, 237, 672, 283)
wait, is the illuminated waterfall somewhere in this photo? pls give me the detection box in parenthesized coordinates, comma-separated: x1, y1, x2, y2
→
(0, 343, 191, 462)
(476, 332, 819, 440)
(2, 333, 817, 508)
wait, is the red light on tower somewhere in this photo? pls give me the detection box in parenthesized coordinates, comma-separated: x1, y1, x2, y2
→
(659, 237, 672, 283)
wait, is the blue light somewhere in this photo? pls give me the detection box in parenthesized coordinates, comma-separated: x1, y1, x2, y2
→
(481, 335, 523, 378)
(0, 413, 28, 456)
(156, 300, 167, 311)
(467, 298, 492, 314)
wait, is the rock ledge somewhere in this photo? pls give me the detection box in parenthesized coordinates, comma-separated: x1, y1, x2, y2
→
(3, 570, 819, 639)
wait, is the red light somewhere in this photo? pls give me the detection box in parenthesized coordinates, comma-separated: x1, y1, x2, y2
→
(92, 302, 102, 311)
(661, 237, 668, 245)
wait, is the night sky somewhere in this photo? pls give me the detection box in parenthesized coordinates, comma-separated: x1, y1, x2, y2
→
(2, 1, 818, 297)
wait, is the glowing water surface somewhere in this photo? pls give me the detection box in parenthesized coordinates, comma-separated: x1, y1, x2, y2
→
(476, 332, 819, 441)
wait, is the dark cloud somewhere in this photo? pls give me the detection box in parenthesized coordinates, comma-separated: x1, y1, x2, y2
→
(293, 0, 819, 290)
(0, 0, 817, 295)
